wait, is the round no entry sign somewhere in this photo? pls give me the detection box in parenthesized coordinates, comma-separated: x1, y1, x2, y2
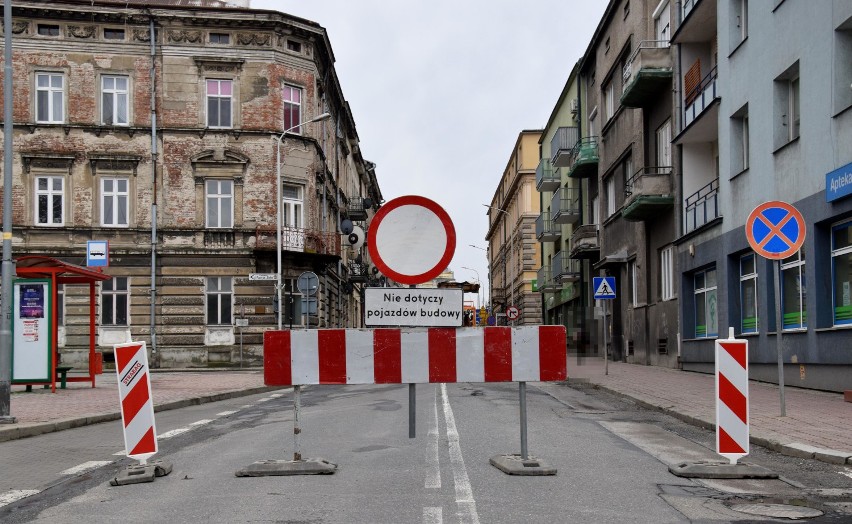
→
(368, 195, 456, 286)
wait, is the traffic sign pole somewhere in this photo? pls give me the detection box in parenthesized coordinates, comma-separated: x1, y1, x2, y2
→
(775, 260, 786, 417)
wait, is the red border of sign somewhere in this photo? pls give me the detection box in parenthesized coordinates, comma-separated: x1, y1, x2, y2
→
(368, 195, 456, 285)
(745, 201, 806, 260)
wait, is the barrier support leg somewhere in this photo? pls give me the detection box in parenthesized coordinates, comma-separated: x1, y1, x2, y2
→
(294, 385, 302, 461)
(489, 381, 556, 476)
(519, 381, 528, 460)
(409, 383, 416, 439)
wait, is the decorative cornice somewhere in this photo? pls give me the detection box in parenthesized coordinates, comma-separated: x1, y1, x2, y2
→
(167, 29, 203, 44)
(21, 153, 76, 175)
(193, 56, 245, 75)
(236, 32, 271, 47)
(88, 154, 143, 177)
(67, 25, 96, 39)
(132, 28, 150, 43)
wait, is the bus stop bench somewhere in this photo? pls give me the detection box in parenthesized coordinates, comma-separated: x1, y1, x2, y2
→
(23, 366, 74, 391)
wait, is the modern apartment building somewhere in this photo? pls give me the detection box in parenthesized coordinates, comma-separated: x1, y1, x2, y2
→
(0, 0, 382, 367)
(486, 130, 542, 325)
(674, 0, 852, 391)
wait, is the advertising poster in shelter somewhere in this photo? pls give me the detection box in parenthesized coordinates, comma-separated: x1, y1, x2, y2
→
(12, 279, 52, 383)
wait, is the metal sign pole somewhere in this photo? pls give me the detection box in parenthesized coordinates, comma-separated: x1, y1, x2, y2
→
(409, 284, 416, 439)
(293, 385, 302, 461)
(603, 300, 609, 376)
(775, 260, 786, 417)
(519, 381, 528, 460)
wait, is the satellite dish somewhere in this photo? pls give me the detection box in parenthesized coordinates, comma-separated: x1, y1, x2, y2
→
(341, 219, 354, 235)
(363, 197, 373, 209)
(348, 226, 365, 250)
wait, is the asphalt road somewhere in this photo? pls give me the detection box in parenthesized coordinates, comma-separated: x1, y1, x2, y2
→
(2, 382, 851, 523)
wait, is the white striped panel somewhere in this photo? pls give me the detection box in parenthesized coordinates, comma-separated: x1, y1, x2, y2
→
(123, 398, 155, 455)
(511, 327, 540, 381)
(717, 345, 749, 395)
(455, 329, 484, 383)
(116, 344, 147, 399)
(401, 330, 429, 383)
(290, 331, 320, 384)
(718, 400, 749, 454)
(346, 329, 375, 384)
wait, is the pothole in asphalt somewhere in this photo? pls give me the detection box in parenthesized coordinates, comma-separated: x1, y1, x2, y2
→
(729, 502, 824, 519)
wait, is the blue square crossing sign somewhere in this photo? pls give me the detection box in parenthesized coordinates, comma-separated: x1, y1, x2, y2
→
(593, 277, 616, 300)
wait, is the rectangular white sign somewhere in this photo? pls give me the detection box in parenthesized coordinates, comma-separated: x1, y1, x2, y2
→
(364, 288, 463, 327)
(12, 280, 51, 382)
(248, 273, 279, 281)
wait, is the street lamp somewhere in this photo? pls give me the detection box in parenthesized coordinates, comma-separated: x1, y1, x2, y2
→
(276, 112, 332, 329)
(469, 244, 491, 311)
(460, 266, 481, 308)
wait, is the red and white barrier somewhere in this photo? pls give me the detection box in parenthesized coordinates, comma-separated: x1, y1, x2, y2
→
(264, 326, 567, 386)
(715, 332, 749, 464)
(115, 341, 158, 463)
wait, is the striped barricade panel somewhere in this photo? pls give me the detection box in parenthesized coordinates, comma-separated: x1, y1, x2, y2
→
(263, 326, 567, 386)
(715, 338, 749, 462)
(114, 341, 158, 461)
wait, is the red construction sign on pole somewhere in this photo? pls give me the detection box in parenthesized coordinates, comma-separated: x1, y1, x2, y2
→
(115, 341, 158, 464)
(715, 328, 749, 464)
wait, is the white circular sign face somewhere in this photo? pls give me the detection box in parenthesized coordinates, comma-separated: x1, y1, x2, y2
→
(297, 271, 319, 296)
(368, 196, 456, 285)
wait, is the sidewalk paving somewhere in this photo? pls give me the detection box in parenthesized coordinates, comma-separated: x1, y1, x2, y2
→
(1, 360, 850, 467)
(0, 370, 278, 442)
(566, 357, 852, 465)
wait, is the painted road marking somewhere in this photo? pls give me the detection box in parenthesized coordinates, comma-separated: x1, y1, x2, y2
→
(425, 387, 441, 489)
(423, 506, 443, 524)
(157, 427, 192, 440)
(269, 393, 284, 398)
(257, 397, 272, 402)
(440, 384, 480, 524)
(216, 410, 238, 417)
(0, 490, 41, 507)
(189, 419, 213, 426)
(61, 461, 113, 475)
(840, 468, 852, 480)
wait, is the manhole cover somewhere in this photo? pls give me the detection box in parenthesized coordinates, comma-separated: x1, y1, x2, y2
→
(730, 503, 823, 519)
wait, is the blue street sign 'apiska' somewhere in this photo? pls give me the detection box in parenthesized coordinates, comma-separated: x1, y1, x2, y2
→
(593, 277, 616, 300)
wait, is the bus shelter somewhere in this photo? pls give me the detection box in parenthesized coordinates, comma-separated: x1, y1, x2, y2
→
(13, 255, 111, 392)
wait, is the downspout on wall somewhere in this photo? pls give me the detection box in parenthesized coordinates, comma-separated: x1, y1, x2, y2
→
(149, 16, 159, 366)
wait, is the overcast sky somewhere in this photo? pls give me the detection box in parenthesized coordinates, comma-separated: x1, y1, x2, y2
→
(253, 0, 608, 307)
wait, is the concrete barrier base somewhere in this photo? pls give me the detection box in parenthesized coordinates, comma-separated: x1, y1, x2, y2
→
(235, 458, 337, 477)
(490, 454, 556, 476)
(669, 461, 777, 479)
(109, 459, 173, 486)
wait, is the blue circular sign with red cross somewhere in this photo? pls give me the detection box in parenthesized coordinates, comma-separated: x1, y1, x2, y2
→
(745, 201, 806, 260)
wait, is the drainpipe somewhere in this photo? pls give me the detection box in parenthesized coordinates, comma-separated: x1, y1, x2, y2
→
(149, 16, 159, 366)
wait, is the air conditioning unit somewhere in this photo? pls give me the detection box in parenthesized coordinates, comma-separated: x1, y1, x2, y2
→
(569, 98, 579, 115)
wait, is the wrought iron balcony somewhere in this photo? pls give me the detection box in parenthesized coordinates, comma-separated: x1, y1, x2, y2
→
(621, 40, 673, 108)
(554, 251, 581, 283)
(536, 157, 559, 192)
(550, 127, 579, 168)
(684, 177, 720, 233)
(347, 196, 373, 221)
(622, 166, 675, 221)
(567, 137, 599, 179)
(254, 226, 341, 257)
(348, 261, 369, 282)
(551, 187, 581, 225)
(569, 224, 600, 260)
(535, 211, 560, 242)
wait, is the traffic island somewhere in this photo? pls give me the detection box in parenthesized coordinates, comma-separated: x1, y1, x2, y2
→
(490, 454, 556, 476)
(235, 458, 337, 477)
(669, 461, 777, 479)
(110, 459, 173, 486)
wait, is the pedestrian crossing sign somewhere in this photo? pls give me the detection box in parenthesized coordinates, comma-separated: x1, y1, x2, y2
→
(593, 277, 616, 299)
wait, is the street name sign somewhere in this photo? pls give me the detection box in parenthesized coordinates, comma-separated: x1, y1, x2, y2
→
(364, 288, 463, 327)
(249, 273, 279, 281)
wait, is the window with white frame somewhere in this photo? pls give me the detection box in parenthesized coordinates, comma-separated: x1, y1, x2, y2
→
(787, 75, 800, 141)
(206, 179, 233, 228)
(605, 176, 616, 217)
(101, 177, 129, 227)
(831, 221, 852, 325)
(102, 277, 129, 326)
(654, 0, 671, 43)
(283, 85, 302, 132)
(36, 73, 64, 123)
(694, 267, 717, 338)
(101, 75, 129, 126)
(774, 62, 800, 148)
(282, 184, 303, 228)
(206, 79, 233, 128)
(781, 249, 806, 330)
(35, 176, 64, 226)
(661, 246, 674, 300)
(629, 260, 638, 306)
(591, 194, 600, 225)
(731, 0, 748, 46)
(206, 277, 232, 326)
(740, 253, 758, 333)
(731, 104, 750, 173)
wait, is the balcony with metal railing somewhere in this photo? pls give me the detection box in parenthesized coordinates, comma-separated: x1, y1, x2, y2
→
(551, 187, 581, 224)
(684, 177, 720, 234)
(535, 157, 559, 192)
(621, 40, 673, 108)
(254, 226, 342, 257)
(570, 224, 600, 260)
(683, 65, 718, 130)
(347, 196, 373, 221)
(621, 166, 675, 221)
(567, 137, 599, 179)
(550, 126, 579, 168)
(536, 265, 560, 292)
(554, 251, 581, 283)
(535, 211, 560, 242)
